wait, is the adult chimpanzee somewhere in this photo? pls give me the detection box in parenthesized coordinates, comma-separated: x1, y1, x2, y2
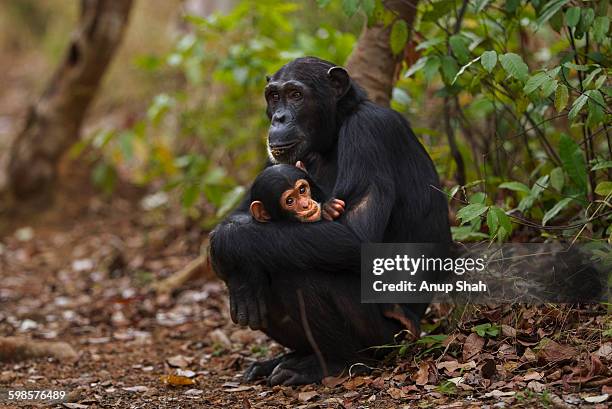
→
(249, 164, 345, 223)
(209, 57, 451, 386)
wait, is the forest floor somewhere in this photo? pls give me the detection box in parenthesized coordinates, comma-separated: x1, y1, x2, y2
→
(0, 175, 611, 409)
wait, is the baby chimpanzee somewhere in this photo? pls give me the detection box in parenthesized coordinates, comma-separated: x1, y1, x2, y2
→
(249, 164, 345, 223)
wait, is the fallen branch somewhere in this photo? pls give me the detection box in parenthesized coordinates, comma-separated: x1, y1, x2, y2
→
(0, 337, 78, 363)
(153, 237, 214, 295)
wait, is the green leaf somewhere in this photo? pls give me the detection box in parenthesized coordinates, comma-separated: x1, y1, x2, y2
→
(456, 203, 488, 225)
(587, 90, 605, 127)
(568, 93, 588, 121)
(541, 78, 558, 97)
(487, 207, 511, 240)
(593, 16, 610, 44)
(563, 62, 590, 71)
(499, 53, 529, 82)
(536, 0, 570, 29)
(182, 184, 200, 208)
(471, 192, 487, 204)
(559, 133, 587, 191)
(92, 162, 117, 195)
(518, 175, 550, 213)
(550, 167, 565, 192)
(481, 50, 497, 73)
(499, 181, 531, 194)
(404, 56, 428, 78)
(577, 8, 595, 36)
(423, 56, 441, 82)
(390, 19, 408, 55)
(474, 0, 491, 12)
(422, 0, 455, 22)
(361, 0, 375, 18)
(583, 68, 602, 88)
(449, 35, 470, 64)
(531, 175, 550, 197)
(555, 84, 569, 111)
(591, 160, 612, 171)
(487, 208, 498, 235)
(216, 186, 246, 217)
(565, 7, 581, 27)
(594, 74, 607, 90)
(524, 72, 550, 94)
(416, 37, 444, 51)
(543, 197, 572, 225)
(440, 56, 459, 84)
(595, 182, 612, 196)
(342, 0, 359, 16)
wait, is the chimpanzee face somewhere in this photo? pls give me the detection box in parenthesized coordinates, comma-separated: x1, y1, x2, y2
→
(279, 178, 321, 222)
(264, 78, 315, 164)
(264, 58, 351, 165)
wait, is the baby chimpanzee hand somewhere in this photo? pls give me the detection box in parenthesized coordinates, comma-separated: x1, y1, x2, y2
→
(322, 198, 345, 221)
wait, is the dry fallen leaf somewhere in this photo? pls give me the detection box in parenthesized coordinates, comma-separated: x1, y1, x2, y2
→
(122, 386, 149, 393)
(166, 355, 192, 368)
(224, 386, 253, 393)
(484, 390, 515, 398)
(583, 394, 609, 403)
(463, 333, 485, 362)
(527, 381, 545, 393)
(160, 374, 196, 386)
(298, 391, 319, 402)
(436, 360, 476, 375)
(387, 387, 403, 399)
(523, 371, 543, 381)
(595, 343, 612, 360)
(322, 375, 347, 388)
(414, 361, 430, 386)
(343, 376, 366, 390)
(537, 338, 577, 363)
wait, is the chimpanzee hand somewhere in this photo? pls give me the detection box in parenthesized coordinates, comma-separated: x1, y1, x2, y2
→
(322, 198, 345, 221)
(227, 273, 269, 330)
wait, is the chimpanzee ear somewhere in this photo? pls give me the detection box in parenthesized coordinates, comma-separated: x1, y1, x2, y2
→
(250, 201, 271, 223)
(327, 66, 350, 100)
(265, 75, 271, 83)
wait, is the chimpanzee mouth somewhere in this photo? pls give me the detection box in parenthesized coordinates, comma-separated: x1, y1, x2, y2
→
(268, 140, 303, 163)
(298, 203, 321, 222)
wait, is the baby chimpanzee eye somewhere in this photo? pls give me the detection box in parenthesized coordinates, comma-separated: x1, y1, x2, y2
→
(286, 197, 294, 206)
(299, 185, 306, 194)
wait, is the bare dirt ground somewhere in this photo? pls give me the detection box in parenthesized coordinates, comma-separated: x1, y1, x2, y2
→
(0, 176, 611, 409)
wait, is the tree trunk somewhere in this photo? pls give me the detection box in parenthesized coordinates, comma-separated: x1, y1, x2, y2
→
(345, 0, 419, 107)
(7, 0, 133, 200)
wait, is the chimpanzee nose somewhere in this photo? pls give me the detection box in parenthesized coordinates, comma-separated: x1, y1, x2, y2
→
(272, 112, 286, 125)
(299, 198, 309, 209)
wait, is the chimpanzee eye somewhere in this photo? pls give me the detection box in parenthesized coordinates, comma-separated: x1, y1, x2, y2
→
(286, 197, 294, 206)
(271, 92, 280, 102)
(291, 91, 302, 99)
(299, 185, 306, 194)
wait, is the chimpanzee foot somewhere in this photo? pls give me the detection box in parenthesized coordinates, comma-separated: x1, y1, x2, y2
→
(243, 353, 294, 382)
(268, 354, 345, 386)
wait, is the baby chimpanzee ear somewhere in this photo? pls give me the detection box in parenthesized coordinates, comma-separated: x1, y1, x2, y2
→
(327, 66, 350, 100)
(250, 201, 271, 223)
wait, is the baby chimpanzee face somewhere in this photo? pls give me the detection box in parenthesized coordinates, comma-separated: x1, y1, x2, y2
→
(249, 164, 323, 223)
(278, 179, 321, 222)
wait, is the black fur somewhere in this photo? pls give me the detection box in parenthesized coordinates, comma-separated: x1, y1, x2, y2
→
(210, 57, 451, 386)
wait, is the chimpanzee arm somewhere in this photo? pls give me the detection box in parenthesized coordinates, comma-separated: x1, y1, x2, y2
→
(331, 104, 401, 242)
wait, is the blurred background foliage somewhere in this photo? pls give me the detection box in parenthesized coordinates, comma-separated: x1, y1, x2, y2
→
(1, 0, 610, 241)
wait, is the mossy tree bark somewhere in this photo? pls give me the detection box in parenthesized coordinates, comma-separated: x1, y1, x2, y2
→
(345, 0, 419, 107)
